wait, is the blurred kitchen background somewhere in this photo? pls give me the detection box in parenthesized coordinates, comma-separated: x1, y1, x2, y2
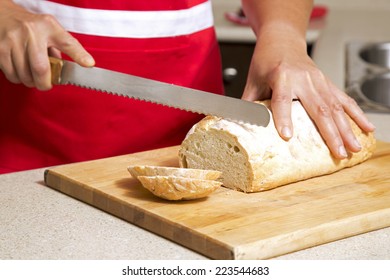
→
(212, 0, 390, 105)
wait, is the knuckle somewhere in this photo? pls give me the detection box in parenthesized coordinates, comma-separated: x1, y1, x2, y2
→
(268, 63, 290, 89)
(269, 62, 288, 78)
(19, 14, 58, 34)
(310, 67, 323, 77)
(272, 62, 292, 78)
(273, 62, 285, 74)
(2, 29, 18, 46)
(31, 60, 50, 77)
(332, 102, 344, 114)
(40, 14, 58, 25)
(19, 18, 36, 33)
(344, 95, 358, 107)
(317, 104, 331, 118)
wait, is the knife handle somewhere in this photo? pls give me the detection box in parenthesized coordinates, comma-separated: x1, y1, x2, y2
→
(49, 57, 64, 85)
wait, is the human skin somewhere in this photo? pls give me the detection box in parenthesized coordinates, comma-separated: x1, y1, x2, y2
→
(0, 0, 375, 159)
(241, 0, 375, 159)
(0, 0, 95, 91)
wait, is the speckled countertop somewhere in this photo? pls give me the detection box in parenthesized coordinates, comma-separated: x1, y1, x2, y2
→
(1, 3, 390, 260)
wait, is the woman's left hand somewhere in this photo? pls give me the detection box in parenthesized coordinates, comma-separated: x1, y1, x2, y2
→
(242, 31, 375, 159)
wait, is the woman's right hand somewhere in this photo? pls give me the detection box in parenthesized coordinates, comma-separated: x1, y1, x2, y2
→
(0, 0, 95, 90)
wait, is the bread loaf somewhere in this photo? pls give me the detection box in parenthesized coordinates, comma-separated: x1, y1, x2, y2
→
(178, 100, 376, 192)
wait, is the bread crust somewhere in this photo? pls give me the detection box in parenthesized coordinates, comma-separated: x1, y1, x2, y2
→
(179, 100, 376, 192)
(127, 165, 222, 200)
(128, 165, 221, 180)
(137, 176, 222, 200)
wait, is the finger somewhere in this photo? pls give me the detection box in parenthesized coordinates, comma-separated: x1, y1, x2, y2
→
(327, 97, 362, 153)
(329, 81, 376, 132)
(48, 47, 62, 59)
(324, 81, 374, 152)
(11, 46, 34, 88)
(28, 52, 51, 91)
(37, 14, 94, 67)
(51, 30, 95, 67)
(322, 83, 363, 152)
(0, 50, 21, 84)
(311, 77, 361, 153)
(304, 99, 348, 159)
(27, 37, 52, 90)
(298, 74, 348, 159)
(270, 74, 293, 140)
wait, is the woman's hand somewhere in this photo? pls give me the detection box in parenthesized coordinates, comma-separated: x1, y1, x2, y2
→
(241, 0, 375, 159)
(242, 28, 375, 159)
(0, 0, 94, 90)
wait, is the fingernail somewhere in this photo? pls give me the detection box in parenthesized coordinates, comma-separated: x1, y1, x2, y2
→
(338, 145, 348, 158)
(281, 126, 292, 139)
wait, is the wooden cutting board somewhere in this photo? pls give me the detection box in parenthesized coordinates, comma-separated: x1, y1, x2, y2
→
(44, 141, 390, 259)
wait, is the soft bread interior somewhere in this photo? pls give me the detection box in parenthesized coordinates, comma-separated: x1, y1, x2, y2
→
(179, 120, 251, 192)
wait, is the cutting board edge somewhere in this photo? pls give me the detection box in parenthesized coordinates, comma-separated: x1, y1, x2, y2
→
(44, 169, 236, 260)
(233, 208, 390, 260)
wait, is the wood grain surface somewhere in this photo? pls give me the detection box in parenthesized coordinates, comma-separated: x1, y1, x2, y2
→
(44, 141, 390, 259)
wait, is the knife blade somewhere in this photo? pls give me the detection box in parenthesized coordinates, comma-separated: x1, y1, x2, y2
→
(49, 57, 270, 126)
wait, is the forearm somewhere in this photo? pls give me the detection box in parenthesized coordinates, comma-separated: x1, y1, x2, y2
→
(241, 0, 313, 46)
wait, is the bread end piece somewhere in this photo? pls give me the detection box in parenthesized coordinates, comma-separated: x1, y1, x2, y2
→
(127, 165, 221, 181)
(127, 165, 222, 200)
(137, 176, 222, 200)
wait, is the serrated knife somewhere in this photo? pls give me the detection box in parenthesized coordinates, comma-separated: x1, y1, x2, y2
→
(50, 57, 270, 126)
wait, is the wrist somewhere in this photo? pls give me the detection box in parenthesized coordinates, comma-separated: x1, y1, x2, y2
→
(258, 20, 306, 41)
(256, 22, 307, 53)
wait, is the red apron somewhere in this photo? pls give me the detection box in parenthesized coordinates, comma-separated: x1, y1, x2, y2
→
(0, 0, 224, 174)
